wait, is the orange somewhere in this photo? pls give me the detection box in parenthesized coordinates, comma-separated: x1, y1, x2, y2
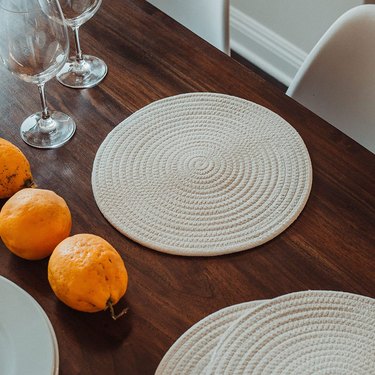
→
(0, 188, 71, 260)
(0, 138, 35, 199)
(48, 234, 128, 314)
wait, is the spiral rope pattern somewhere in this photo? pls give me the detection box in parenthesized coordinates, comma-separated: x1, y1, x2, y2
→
(156, 291, 375, 375)
(92, 93, 312, 256)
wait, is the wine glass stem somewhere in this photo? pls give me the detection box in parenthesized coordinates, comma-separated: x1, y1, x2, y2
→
(37, 83, 56, 133)
(38, 83, 50, 120)
(73, 26, 83, 61)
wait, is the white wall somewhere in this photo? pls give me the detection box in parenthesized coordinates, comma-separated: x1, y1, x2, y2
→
(230, 0, 363, 86)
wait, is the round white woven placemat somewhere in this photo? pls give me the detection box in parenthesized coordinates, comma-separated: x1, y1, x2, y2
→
(92, 93, 312, 256)
(206, 290, 375, 374)
(155, 301, 265, 375)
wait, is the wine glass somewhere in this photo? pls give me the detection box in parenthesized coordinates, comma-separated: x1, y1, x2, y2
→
(0, 0, 76, 148)
(56, 0, 107, 89)
(0, 0, 76, 149)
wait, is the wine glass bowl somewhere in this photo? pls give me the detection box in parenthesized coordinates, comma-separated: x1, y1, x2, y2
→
(56, 0, 107, 89)
(0, 0, 76, 149)
(59, 0, 101, 27)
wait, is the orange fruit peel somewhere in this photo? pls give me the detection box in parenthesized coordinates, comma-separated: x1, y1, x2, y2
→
(48, 234, 128, 315)
(0, 188, 71, 260)
(0, 138, 35, 199)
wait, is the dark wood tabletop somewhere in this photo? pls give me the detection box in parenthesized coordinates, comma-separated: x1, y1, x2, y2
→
(0, 1, 374, 374)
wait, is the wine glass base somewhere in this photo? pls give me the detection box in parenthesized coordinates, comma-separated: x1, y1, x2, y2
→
(56, 55, 107, 89)
(21, 111, 76, 149)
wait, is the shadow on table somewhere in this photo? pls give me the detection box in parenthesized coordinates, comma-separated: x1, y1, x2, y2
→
(53, 295, 133, 349)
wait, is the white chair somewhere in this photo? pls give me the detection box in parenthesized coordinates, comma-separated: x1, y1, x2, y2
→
(287, 5, 375, 153)
(147, 0, 230, 55)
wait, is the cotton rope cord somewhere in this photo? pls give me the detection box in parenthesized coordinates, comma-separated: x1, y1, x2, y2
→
(205, 290, 375, 375)
(92, 93, 312, 256)
(155, 301, 265, 375)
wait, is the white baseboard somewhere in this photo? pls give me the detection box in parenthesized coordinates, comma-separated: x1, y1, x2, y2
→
(230, 6, 307, 87)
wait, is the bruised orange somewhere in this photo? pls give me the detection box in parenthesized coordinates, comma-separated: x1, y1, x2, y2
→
(0, 188, 71, 260)
(48, 234, 128, 314)
(0, 138, 35, 199)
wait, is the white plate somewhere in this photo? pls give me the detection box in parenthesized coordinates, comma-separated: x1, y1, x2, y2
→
(0, 276, 59, 375)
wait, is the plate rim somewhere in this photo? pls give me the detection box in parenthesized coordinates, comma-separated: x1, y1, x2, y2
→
(0, 276, 59, 375)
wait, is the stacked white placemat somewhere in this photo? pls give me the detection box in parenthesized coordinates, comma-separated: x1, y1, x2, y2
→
(155, 290, 375, 375)
(92, 93, 312, 256)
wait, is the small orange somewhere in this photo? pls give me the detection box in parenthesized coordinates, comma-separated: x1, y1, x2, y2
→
(48, 234, 128, 315)
(0, 137, 35, 199)
(0, 188, 71, 260)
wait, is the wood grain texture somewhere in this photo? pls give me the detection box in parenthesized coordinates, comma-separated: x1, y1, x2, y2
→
(0, 1, 374, 374)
